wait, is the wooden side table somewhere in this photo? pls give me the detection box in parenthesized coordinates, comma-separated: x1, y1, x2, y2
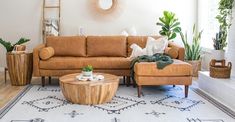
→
(6, 52, 33, 86)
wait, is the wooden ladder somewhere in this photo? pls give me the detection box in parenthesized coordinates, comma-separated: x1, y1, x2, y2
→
(42, 0, 61, 43)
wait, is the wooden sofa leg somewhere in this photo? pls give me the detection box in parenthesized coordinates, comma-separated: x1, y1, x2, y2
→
(123, 76, 126, 85)
(48, 76, 52, 85)
(137, 85, 142, 98)
(133, 80, 136, 88)
(173, 85, 176, 87)
(126, 76, 131, 87)
(42, 76, 45, 87)
(185, 85, 189, 98)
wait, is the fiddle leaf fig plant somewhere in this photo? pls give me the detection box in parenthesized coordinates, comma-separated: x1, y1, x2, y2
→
(180, 24, 203, 61)
(157, 11, 181, 41)
(0, 38, 30, 52)
(215, 0, 234, 50)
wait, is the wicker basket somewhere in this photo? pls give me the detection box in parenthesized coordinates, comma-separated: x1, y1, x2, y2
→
(209, 59, 232, 78)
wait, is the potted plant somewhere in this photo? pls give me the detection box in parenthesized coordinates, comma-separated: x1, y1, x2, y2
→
(0, 38, 30, 52)
(212, 0, 234, 60)
(82, 65, 93, 77)
(212, 31, 226, 60)
(180, 24, 203, 77)
(156, 11, 181, 41)
(0, 38, 30, 85)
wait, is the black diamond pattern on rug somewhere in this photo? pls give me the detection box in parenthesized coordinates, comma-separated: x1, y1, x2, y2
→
(92, 95, 146, 114)
(22, 96, 69, 112)
(150, 95, 204, 111)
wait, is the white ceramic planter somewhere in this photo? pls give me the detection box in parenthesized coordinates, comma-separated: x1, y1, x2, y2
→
(82, 71, 93, 77)
(211, 50, 225, 60)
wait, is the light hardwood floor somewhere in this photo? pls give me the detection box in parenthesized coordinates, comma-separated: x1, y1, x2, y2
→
(0, 72, 49, 109)
(0, 72, 25, 108)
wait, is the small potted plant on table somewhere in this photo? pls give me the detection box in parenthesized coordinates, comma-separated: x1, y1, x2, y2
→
(82, 65, 93, 77)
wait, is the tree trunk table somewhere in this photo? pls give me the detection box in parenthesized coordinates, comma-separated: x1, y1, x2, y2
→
(59, 73, 119, 105)
(6, 52, 33, 86)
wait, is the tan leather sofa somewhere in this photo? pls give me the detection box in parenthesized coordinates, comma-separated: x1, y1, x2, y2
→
(33, 36, 185, 86)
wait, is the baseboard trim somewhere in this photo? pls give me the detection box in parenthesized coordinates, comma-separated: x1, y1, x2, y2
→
(0, 67, 4, 72)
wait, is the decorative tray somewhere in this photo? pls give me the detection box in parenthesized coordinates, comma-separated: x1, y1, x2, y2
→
(76, 74, 104, 81)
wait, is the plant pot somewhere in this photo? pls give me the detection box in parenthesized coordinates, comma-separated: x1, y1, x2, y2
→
(211, 50, 225, 60)
(186, 60, 201, 77)
(82, 71, 93, 77)
(6, 52, 33, 86)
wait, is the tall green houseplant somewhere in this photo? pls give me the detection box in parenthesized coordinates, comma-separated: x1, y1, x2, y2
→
(157, 11, 181, 41)
(180, 25, 203, 61)
(180, 24, 203, 77)
(215, 0, 234, 50)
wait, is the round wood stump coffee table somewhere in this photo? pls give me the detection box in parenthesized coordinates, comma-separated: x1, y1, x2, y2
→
(59, 73, 119, 105)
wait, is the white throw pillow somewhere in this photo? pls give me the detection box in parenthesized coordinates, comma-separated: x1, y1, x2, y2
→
(130, 44, 147, 59)
(145, 37, 168, 56)
(129, 37, 168, 59)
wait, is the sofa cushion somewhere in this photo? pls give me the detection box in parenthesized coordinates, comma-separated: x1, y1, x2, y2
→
(40, 57, 131, 70)
(39, 47, 54, 60)
(46, 36, 86, 57)
(134, 59, 192, 76)
(127, 36, 161, 56)
(87, 36, 127, 57)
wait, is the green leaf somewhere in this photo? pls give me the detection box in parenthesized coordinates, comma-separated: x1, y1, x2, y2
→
(170, 22, 180, 28)
(173, 27, 182, 33)
(168, 33, 177, 40)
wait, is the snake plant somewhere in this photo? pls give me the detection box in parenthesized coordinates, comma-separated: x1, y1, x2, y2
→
(180, 25, 203, 61)
(0, 38, 30, 52)
(157, 11, 181, 41)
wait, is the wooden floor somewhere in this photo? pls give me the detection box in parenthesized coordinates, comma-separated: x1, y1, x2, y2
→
(0, 72, 44, 109)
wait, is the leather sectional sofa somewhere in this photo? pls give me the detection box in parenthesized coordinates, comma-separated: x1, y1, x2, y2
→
(33, 36, 187, 87)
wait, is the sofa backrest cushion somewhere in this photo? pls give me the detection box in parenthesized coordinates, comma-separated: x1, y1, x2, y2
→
(46, 36, 86, 57)
(87, 36, 127, 57)
(127, 36, 162, 56)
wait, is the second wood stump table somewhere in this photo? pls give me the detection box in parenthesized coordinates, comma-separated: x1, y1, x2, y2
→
(59, 73, 119, 105)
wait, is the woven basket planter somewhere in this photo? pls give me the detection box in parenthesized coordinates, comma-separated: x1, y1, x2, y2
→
(209, 59, 232, 79)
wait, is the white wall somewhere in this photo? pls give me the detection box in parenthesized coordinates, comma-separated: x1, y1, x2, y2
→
(0, 0, 197, 67)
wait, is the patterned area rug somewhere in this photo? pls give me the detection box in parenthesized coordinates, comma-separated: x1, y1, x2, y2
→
(0, 85, 234, 122)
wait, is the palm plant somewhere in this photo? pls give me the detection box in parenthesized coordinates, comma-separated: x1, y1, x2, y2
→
(157, 11, 181, 41)
(180, 25, 203, 61)
(0, 38, 30, 52)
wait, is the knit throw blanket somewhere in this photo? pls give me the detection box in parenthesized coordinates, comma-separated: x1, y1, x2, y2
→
(130, 53, 173, 85)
